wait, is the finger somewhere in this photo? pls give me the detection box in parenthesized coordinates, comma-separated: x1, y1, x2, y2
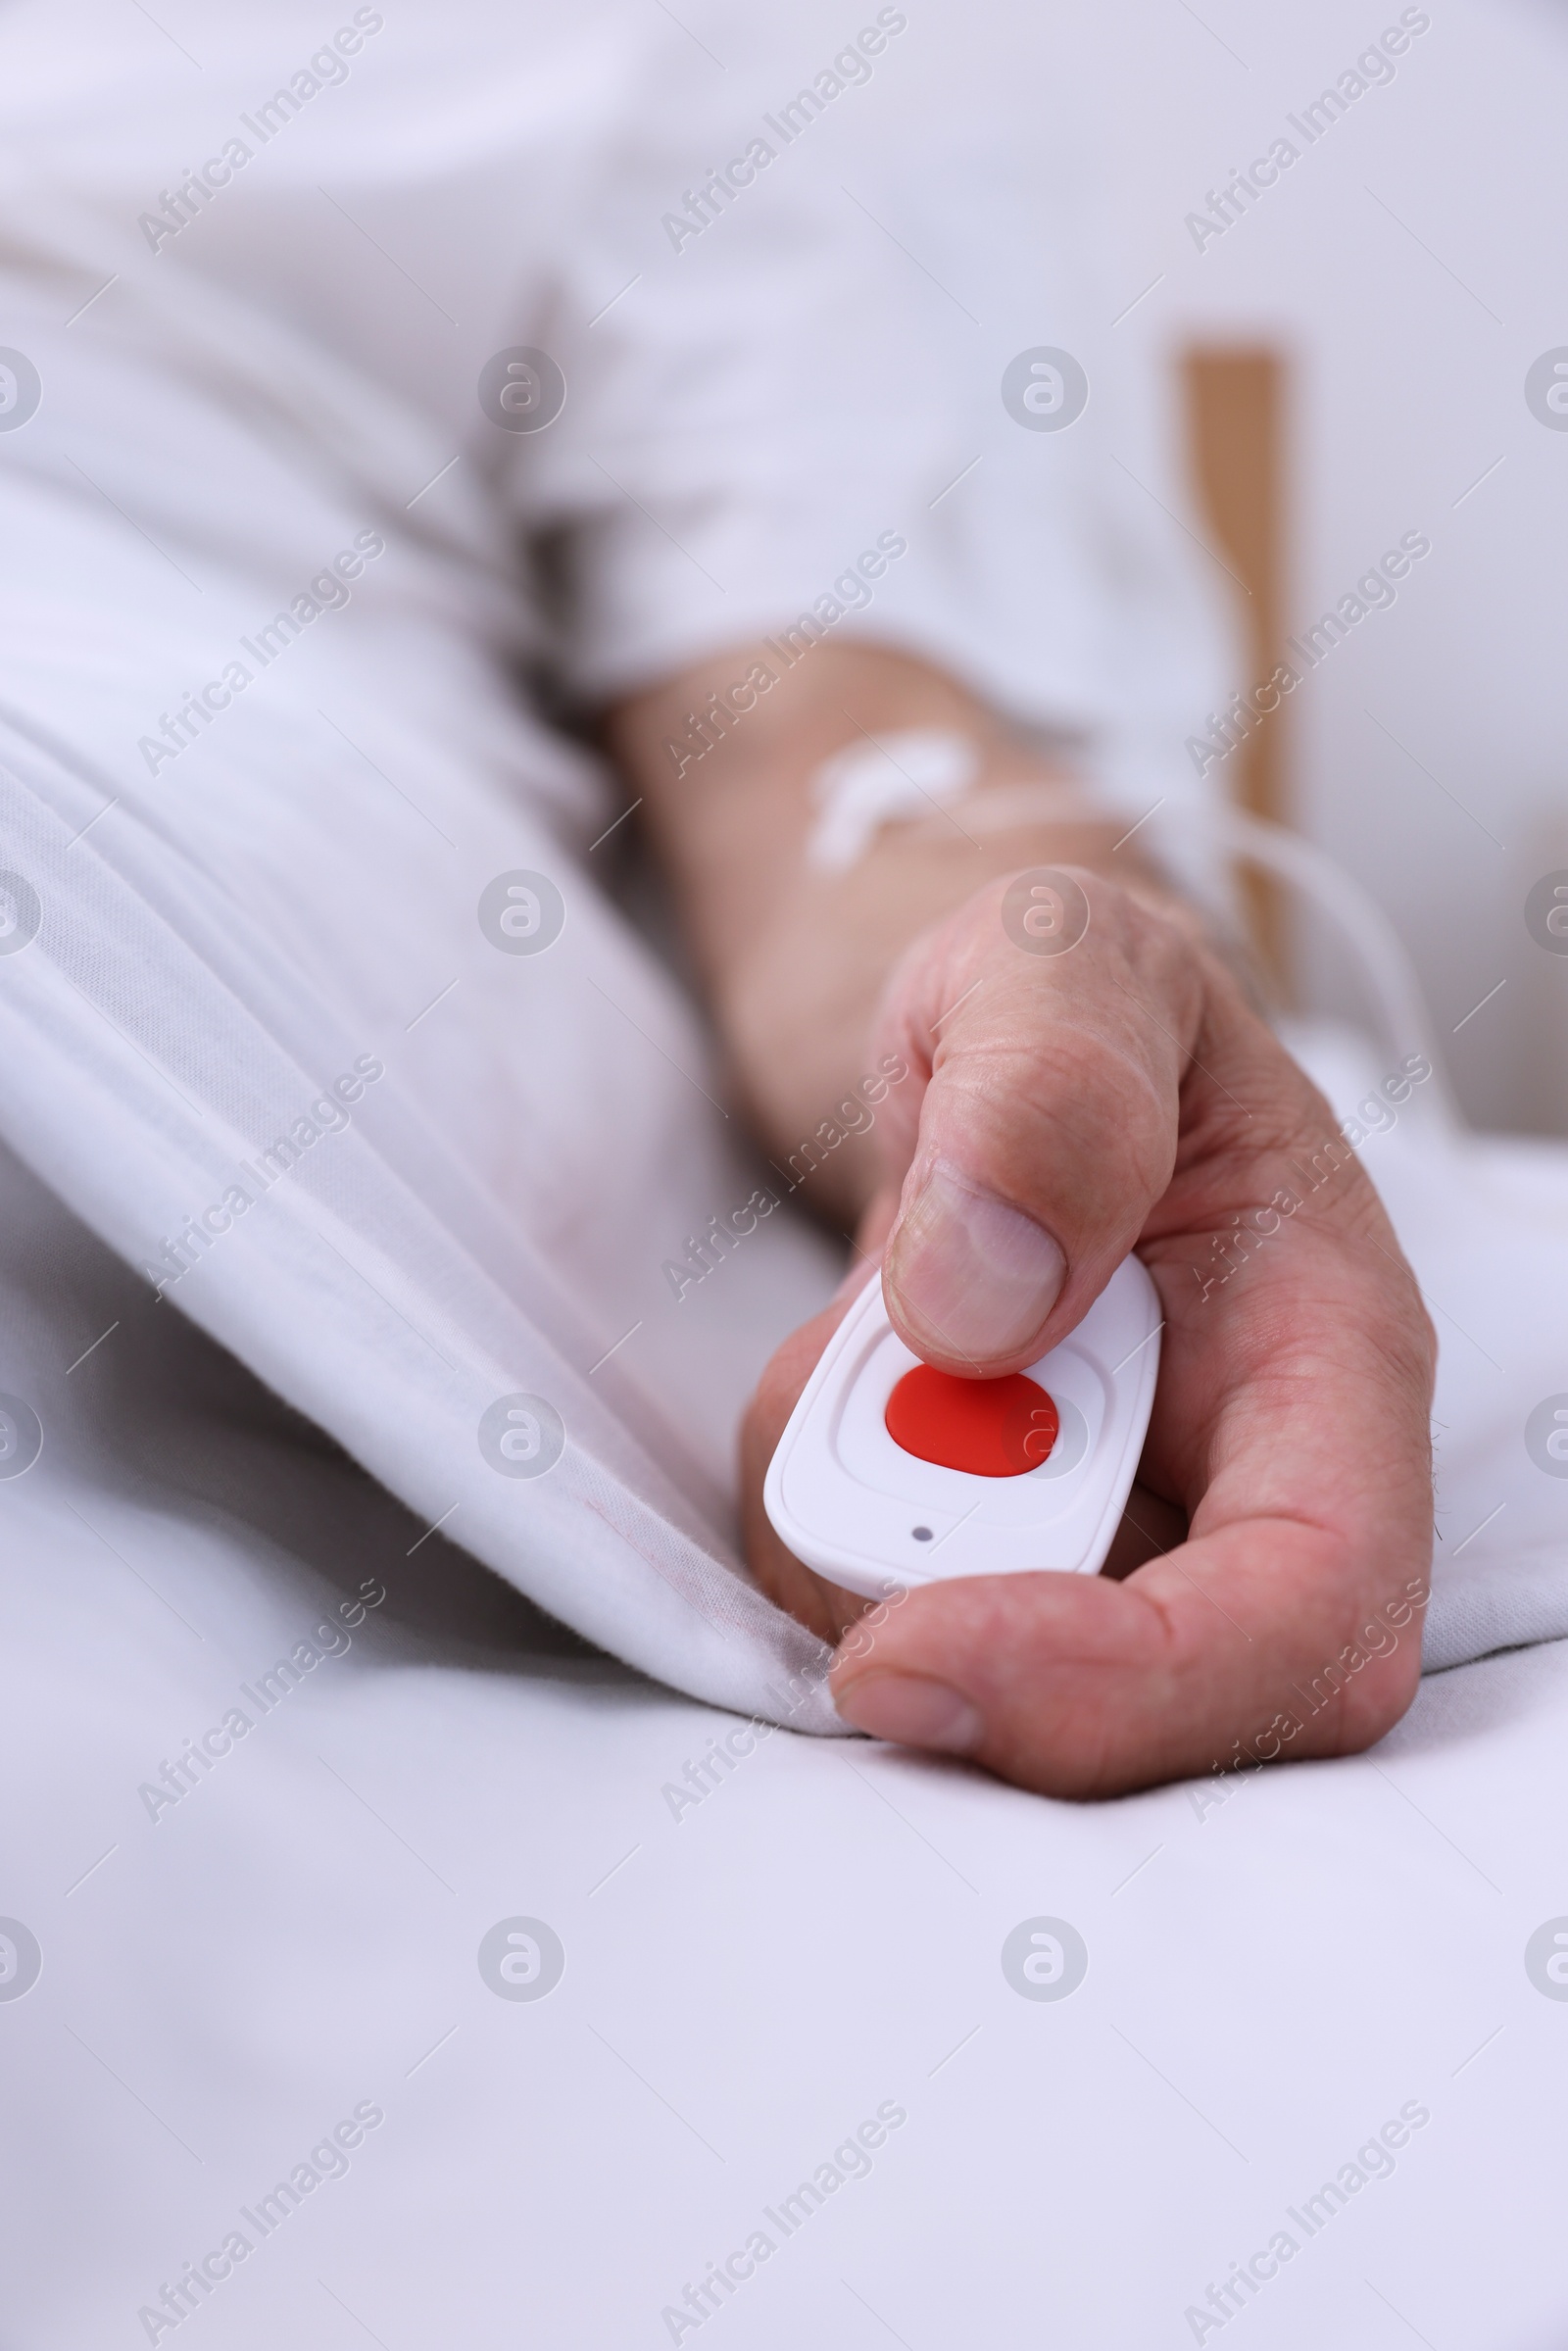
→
(873, 870, 1204, 1377)
(830, 1198, 1435, 1797)
(827, 1517, 1423, 1799)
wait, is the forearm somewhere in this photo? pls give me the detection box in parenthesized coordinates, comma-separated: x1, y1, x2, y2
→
(610, 640, 1163, 1220)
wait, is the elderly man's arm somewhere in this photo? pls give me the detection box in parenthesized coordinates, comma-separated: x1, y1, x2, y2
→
(611, 640, 1133, 1221)
(609, 642, 1436, 1800)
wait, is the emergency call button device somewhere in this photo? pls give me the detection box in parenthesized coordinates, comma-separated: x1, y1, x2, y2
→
(762, 1254, 1161, 1601)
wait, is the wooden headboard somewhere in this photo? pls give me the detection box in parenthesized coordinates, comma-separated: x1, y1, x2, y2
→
(1182, 347, 1289, 991)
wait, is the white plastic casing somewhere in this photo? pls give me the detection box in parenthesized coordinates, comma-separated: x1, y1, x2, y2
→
(762, 1255, 1162, 1600)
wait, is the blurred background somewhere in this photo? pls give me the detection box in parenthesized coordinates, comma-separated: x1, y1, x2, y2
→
(11, 0, 1565, 1141)
(1080, 0, 1568, 1132)
(651, 0, 1568, 1132)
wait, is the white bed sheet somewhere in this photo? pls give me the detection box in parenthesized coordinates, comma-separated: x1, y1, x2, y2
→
(3, 1113, 1568, 2351)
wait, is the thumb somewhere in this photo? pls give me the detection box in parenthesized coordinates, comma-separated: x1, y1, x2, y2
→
(877, 870, 1198, 1376)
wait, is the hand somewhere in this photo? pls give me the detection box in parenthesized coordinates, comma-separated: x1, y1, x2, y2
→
(741, 866, 1437, 1799)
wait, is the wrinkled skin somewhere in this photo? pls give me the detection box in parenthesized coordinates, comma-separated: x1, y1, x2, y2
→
(741, 869, 1437, 1799)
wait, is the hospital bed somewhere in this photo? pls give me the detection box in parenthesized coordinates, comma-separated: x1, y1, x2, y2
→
(2, 9, 1566, 2341)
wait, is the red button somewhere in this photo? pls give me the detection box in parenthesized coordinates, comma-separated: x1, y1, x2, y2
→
(885, 1366, 1059, 1478)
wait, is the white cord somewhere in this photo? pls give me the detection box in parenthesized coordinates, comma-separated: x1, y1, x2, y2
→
(1194, 803, 1460, 1138)
(804, 741, 1460, 1136)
